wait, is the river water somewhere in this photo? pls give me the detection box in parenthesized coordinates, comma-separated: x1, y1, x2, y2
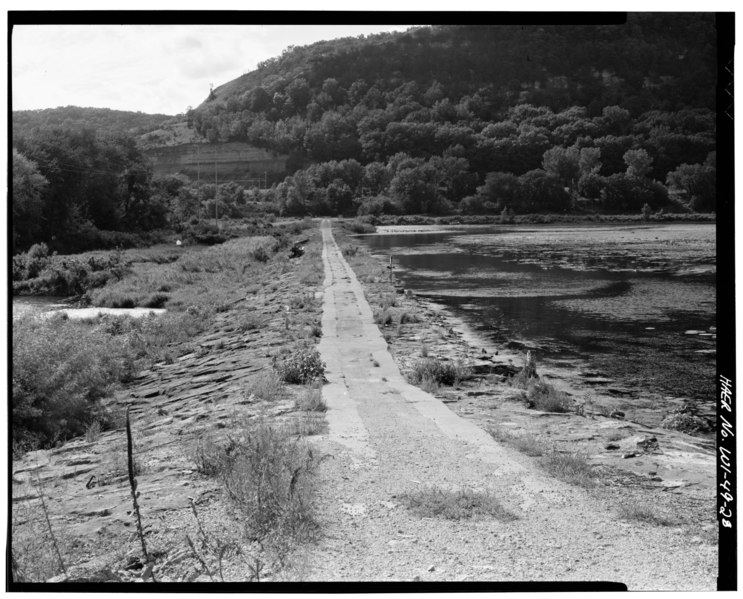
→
(359, 223, 716, 405)
(12, 296, 166, 321)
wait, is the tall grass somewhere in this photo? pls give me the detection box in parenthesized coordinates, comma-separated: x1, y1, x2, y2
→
(86, 236, 280, 309)
(294, 384, 327, 412)
(194, 422, 319, 545)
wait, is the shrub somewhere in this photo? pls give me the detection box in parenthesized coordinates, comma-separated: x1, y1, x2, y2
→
(373, 308, 395, 327)
(524, 380, 572, 413)
(274, 347, 326, 384)
(143, 293, 169, 308)
(20, 243, 51, 278)
(236, 312, 263, 333)
(12, 247, 129, 297)
(407, 358, 469, 387)
(289, 293, 315, 311)
(191, 434, 231, 477)
(346, 219, 376, 234)
(399, 311, 420, 324)
(220, 422, 318, 542)
(12, 316, 136, 449)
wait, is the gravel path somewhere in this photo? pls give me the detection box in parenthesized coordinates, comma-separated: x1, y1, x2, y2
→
(306, 220, 716, 589)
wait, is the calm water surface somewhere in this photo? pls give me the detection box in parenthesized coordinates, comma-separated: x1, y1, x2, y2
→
(360, 223, 716, 402)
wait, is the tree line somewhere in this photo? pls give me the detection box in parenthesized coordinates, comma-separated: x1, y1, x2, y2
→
(12, 126, 265, 254)
(265, 103, 716, 218)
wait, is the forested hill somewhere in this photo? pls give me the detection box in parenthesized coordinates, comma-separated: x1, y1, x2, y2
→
(12, 106, 173, 139)
(190, 16, 716, 152)
(10, 17, 719, 256)
(186, 16, 717, 217)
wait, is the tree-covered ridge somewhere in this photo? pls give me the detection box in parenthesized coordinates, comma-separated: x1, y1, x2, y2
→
(12, 106, 173, 139)
(190, 16, 716, 154)
(181, 17, 716, 217)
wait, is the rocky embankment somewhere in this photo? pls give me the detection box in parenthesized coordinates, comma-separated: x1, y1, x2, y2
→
(11, 231, 326, 583)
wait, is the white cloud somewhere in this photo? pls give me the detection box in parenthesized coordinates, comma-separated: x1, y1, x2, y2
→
(11, 24, 412, 115)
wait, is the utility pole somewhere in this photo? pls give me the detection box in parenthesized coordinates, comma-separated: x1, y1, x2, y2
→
(214, 159, 218, 229)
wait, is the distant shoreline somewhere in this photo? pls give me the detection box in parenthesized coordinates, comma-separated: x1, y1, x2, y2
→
(366, 212, 716, 228)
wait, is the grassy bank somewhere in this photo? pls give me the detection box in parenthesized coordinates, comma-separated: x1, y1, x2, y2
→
(12, 218, 320, 453)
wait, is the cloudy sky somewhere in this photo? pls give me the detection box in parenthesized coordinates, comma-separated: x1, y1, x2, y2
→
(11, 25, 412, 116)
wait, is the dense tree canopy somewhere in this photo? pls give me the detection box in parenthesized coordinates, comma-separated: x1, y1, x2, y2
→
(176, 18, 716, 218)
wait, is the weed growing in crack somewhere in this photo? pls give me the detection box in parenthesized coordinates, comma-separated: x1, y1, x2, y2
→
(401, 486, 518, 521)
(487, 425, 545, 457)
(487, 426, 596, 487)
(616, 500, 679, 527)
(540, 446, 595, 488)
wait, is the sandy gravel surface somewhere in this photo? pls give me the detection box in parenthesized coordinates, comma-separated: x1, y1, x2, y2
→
(307, 220, 716, 589)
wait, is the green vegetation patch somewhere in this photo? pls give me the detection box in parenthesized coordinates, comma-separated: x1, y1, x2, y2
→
(401, 486, 518, 521)
(193, 422, 319, 543)
(12, 310, 209, 453)
(274, 346, 326, 384)
(616, 500, 680, 527)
